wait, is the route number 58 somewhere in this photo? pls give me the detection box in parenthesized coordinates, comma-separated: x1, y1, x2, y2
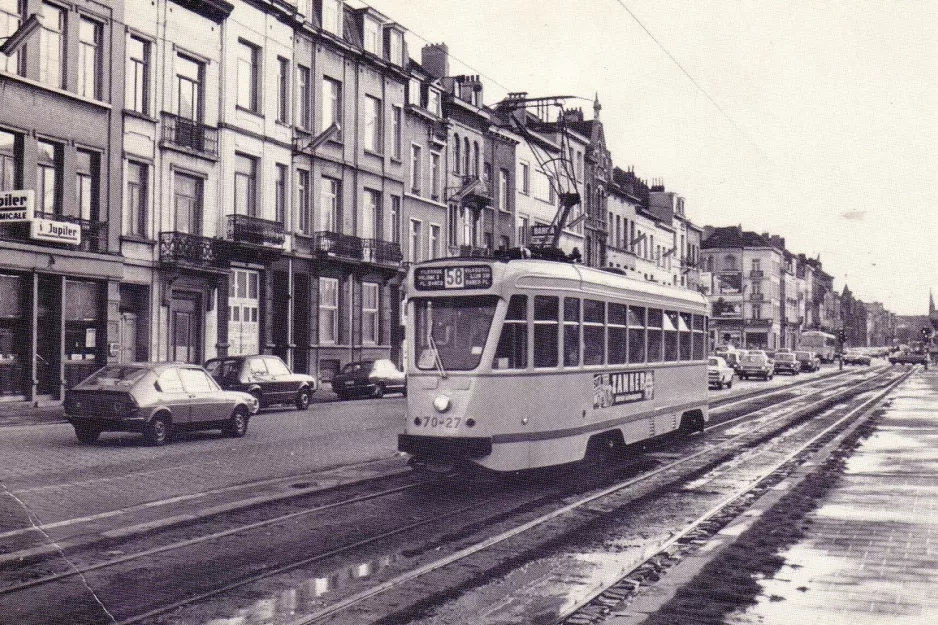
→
(444, 267, 464, 289)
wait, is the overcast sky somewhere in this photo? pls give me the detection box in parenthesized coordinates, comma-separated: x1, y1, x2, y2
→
(362, 0, 937, 315)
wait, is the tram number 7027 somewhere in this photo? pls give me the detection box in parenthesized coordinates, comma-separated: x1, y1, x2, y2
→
(419, 416, 461, 429)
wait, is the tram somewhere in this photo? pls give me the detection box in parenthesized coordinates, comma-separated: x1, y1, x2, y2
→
(797, 330, 837, 363)
(398, 254, 710, 472)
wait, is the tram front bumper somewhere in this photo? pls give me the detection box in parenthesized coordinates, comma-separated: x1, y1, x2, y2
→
(398, 434, 492, 460)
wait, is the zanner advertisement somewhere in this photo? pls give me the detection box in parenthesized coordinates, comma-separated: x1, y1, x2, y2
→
(593, 370, 654, 409)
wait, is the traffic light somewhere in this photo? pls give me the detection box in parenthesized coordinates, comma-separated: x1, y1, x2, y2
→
(922, 327, 931, 340)
(838, 329, 847, 343)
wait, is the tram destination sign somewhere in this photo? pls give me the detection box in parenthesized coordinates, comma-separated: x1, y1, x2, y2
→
(414, 265, 493, 291)
(0, 190, 35, 222)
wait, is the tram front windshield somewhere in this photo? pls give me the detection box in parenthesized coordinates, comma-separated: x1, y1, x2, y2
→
(413, 296, 498, 371)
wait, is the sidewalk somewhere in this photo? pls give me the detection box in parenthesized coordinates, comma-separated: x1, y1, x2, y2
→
(607, 366, 938, 625)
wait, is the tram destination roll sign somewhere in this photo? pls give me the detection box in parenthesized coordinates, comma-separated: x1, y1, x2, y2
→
(414, 265, 493, 290)
(0, 190, 35, 222)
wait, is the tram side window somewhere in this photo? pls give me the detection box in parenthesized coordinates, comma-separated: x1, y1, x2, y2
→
(563, 297, 580, 367)
(583, 299, 605, 365)
(664, 312, 679, 362)
(679, 313, 692, 361)
(692, 314, 705, 360)
(608, 303, 627, 365)
(647, 309, 663, 362)
(628, 306, 646, 363)
(494, 295, 528, 370)
(533, 296, 559, 368)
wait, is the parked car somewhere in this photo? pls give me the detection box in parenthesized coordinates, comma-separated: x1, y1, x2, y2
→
(204, 355, 318, 410)
(708, 356, 735, 389)
(795, 350, 821, 372)
(331, 359, 406, 399)
(64, 363, 259, 446)
(842, 350, 872, 366)
(773, 352, 800, 375)
(739, 351, 774, 381)
(889, 351, 928, 365)
(723, 350, 747, 375)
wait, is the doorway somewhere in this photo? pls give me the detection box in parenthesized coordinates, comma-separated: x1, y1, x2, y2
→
(170, 291, 202, 363)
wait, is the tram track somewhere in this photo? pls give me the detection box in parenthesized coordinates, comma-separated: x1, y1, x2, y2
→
(0, 367, 899, 625)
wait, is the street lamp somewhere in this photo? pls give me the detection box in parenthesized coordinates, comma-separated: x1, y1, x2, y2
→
(0, 14, 43, 57)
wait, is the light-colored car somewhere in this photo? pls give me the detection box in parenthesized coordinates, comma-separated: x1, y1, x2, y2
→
(708, 356, 735, 389)
(795, 351, 820, 372)
(64, 363, 259, 446)
(739, 351, 774, 381)
(842, 350, 872, 366)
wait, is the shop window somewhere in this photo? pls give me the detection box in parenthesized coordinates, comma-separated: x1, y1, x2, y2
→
(0, 274, 27, 396)
(64, 280, 99, 362)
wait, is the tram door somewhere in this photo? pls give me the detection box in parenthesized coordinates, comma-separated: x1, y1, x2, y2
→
(171, 292, 202, 364)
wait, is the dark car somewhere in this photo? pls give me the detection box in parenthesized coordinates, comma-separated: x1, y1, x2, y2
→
(842, 350, 872, 366)
(795, 351, 820, 372)
(889, 351, 928, 365)
(773, 352, 800, 375)
(64, 363, 259, 445)
(204, 355, 317, 410)
(331, 359, 406, 399)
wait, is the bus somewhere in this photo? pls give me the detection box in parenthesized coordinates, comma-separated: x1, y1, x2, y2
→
(398, 256, 710, 472)
(797, 330, 837, 363)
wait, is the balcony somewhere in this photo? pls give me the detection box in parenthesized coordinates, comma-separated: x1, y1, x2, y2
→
(161, 113, 218, 157)
(747, 318, 774, 327)
(362, 239, 402, 267)
(227, 214, 284, 248)
(452, 175, 493, 206)
(312, 231, 363, 261)
(450, 245, 493, 259)
(159, 232, 225, 270)
(750, 269, 764, 278)
(750, 292, 765, 302)
(0, 214, 108, 253)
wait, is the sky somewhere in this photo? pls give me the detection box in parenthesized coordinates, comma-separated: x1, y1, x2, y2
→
(359, 0, 938, 315)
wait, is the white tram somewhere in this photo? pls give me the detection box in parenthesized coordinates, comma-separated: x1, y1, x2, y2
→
(398, 256, 710, 472)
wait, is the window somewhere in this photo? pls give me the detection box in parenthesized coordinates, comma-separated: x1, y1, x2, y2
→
(408, 77, 420, 106)
(361, 188, 379, 239)
(0, 128, 21, 191)
(387, 28, 403, 65)
(362, 283, 379, 345)
(429, 224, 440, 259)
(320, 176, 339, 232)
(448, 205, 458, 246)
(1, 0, 23, 76)
(39, 3, 65, 89)
(36, 140, 61, 214)
(494, 295, 527, 370)
(679, 312, 692, 361)
(414, 296, 498, 371)
(296, 65, 311, 129)
(363, 17, 380, 56)
(499, 168, 510, 211)
(753, 305, 762, 320)
(430, 152, 441, 200)
(427, 89, 440, 116)
(463, 137, 470, 175)
(78, 17, 102, 100)
(472, 142, 479, 177)
(179, 368, 216, 394)
(389, 196, 400, 243)
(125, 35, 150, 113)
(561, 298, 580, 367)
(173, 172, 202, 234)
(321, 0, 341, 35)
(276, 57, 289, 123)
(583, 299, 605, 365)
(628, 306, 645, 363)
(319, 277, 338, 344)
(410, 144, 422, 194)
(409, 219, 421, 263)
(75, 149, 99, 221)
(752, 258, 761, 272)
(647, 309, 663, 362)
(176, 54, 204, 121)
(234, 153, 258, 217)
(608, 303, 627, 364)
(237, 40, 260, 112)
(517, 215, 529, 246)
(297, 169, 311, 234)
(322, 77, 342, 139)
(453, 134, 460, 174)
(364, 95, 382, 153)
(125, 161, 147, 237)
(520, 161, 530, 195)
(275, 163, 287, 224)
(664, 311, 679, 362)
(391, 106, 402, 159)
(533, 296, 559, 368)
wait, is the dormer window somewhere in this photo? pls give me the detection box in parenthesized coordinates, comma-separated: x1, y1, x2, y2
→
(363, 17, 381, 56)
(408, 78, 420, 106)
(426, 88, 440, 116)
(321, 0, 342, 36)
(386, 28, 403, 66)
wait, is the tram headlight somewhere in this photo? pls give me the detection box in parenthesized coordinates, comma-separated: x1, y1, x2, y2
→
(433, 395, 451, 413)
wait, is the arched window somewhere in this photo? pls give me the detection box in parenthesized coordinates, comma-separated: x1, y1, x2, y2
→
(473, 141, 480, 177)
(463, 137, 470, 176)
(454, 134, 460, 174)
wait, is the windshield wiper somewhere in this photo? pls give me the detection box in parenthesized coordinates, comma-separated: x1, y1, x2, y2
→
(427, 332, 448, 379)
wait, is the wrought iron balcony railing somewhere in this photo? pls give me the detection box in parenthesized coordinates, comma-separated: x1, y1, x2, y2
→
(226, 214, 285, 248)
(159, 231, 223, 268)
(750, 293, 765, 302)
(747, 318, 774, 327)
(312, 231, 363, 261)
(452, 245, 493, 258)
(361, 238, 402, 266)
(161, 112, 218, 156)
(0, 214, 108, 253)
(750, 269, 764, 278)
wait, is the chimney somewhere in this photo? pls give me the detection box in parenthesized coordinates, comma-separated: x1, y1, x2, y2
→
(422, 43, 449, 79)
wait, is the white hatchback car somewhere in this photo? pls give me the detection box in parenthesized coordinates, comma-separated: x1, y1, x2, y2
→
(708, 356, 735, 389)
